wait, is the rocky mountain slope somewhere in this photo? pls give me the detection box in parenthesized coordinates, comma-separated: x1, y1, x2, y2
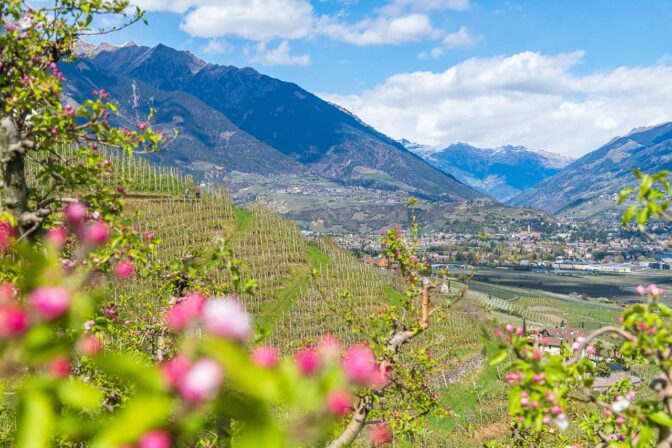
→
(405, 141, 572, 202)
(510, 122, 672, 218)
(64, 41, 482, 202)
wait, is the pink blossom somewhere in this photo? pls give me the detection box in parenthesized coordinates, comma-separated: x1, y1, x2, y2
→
(0, 305, 28, 337)
(531, 401, 539, 409)
(586, 345, 596, 356)
(252, 346, 279, 369)
(64, 202, 87, 228)
(626, 390, 636, 401)
(48, 356, 71, 378)
(494, 329, 502, 337)
(368, 423, 393, 446)
(29, 287, 70, 320)
(550, 406, 563, 415)
(615, 416, 625, 426)
(317, 333, 340, 361)
(516, 327, 524, 336)
(520, 397, 529, 407)
(295, 348, 321, 376)
(0, 222, 16, 252)
(342, 345, 377, 384)
(82, 222, 109, 246)
(368, 366, 389, 390)
(161, 356, 190, 388)
(0, 283, 16, 303)
(139, 430, 171, 448)
(326, 390, 352, 416)
(166, 292, 206, 330)
(636, 285, 646, 295)
(46, 227, 68, 249)
(202, 297, 251, 342)
(113, 259, 135, 279)
(77, 335, 102, 356)
(505, 324, 514, 333)
(178, 358, 224, 403)
(532, 348, 542, 360)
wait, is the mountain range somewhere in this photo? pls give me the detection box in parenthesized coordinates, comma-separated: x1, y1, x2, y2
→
(65, 41, 481, 203)
(510, 122, 672, 218)
(403, 141, 573, 202)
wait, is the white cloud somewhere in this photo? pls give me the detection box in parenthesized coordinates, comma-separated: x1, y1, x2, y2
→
(419, 26, 479, 58)
(201, 39, 233, 55)
(130, 0, 193, 13)
(380, 0, 471, 15)
(181, 0, 314, 40)
(318, 13, 439, 46)
(320, 51, 672, 157)
(247, 40, 311, 66)
(132, 0, 315, 40)
(131, 0, 461, 47)
(442, 26, 479, 48)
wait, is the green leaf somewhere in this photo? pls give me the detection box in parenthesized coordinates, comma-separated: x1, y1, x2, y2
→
(17, 390, 54, 448)
(650, 411, 672, 427)
(94, 353, 165, 392)
(489, 350, 508, 366)
(91, 395, 174, 448)
(57, 380, 103, 410)
(622, 205, 636, 226)
(234, 423, 285, 448)
(617, 187, 633, 204)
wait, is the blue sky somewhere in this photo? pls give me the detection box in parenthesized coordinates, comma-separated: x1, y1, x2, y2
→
(91, 0, 672, 156)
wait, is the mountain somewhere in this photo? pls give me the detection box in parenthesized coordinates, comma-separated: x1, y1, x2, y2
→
(404, 141, 573, 202)
(510, 122, 672, 218)
(63, 42, 482, 202)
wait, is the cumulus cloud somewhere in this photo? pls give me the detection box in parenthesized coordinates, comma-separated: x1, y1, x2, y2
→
(380, 0, 471, 15)
(131, 0, 315, 40)
(247, 40, 311, 66)
(130, 0, 193, 13)
(131, 0, 467, 48)
(318, 13, 439, 46)
(320, 51, 672, 157)
(419, 26, 479, 59)
(201, 39, 233, 55)
(180, 0, 314, 40)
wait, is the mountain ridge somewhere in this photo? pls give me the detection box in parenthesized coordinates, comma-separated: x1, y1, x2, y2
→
(510, 121, 672, 218)
(72, 41, 481, 201)
(403, 140, 573, 202)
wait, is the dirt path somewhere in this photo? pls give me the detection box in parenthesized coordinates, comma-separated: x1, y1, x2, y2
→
(432, 353, 485, 389)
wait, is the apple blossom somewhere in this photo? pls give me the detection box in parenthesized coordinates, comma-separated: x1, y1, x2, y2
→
(29, 287, 70, 320)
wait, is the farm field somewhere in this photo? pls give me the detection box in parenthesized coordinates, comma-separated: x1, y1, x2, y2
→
(456, 267, 672, 303)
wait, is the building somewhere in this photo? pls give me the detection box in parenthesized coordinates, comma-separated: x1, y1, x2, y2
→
(535, 327, 589, 354)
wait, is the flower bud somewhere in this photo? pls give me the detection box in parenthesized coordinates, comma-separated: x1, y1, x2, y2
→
(0, 305, 28, 337)
(295, 348, 321, 376)
(342, 345, 376, 384)
(113, 259, 135, 279)
(178, 358, 224, 403)
(48, 356, 71, 378)
(251, 346, 279, 369)
(368, 423, 392, 446)
(64, 202, 87, 228)
(326, 390, 352, 416)
(29, 287, 70, 320)
(82, 222, 109, 246)
(139, 430, 171, 448)
(202, 297, 251, 342)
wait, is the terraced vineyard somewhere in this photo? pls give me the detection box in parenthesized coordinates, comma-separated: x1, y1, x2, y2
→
(77, 153, 491, 376)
